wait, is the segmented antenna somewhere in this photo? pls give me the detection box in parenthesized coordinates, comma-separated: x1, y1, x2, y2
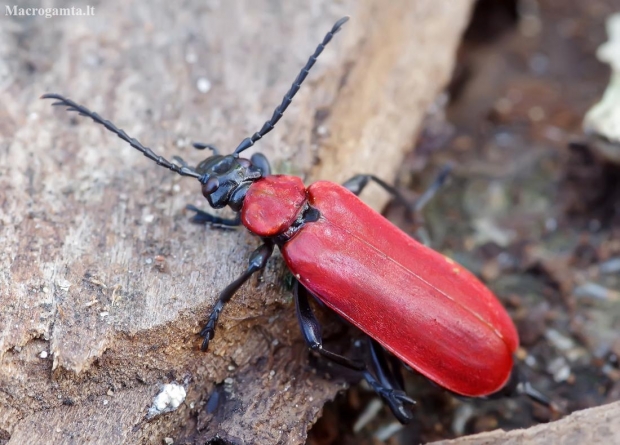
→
(41, 94, 201, 179)
(233, 16, 349, 155)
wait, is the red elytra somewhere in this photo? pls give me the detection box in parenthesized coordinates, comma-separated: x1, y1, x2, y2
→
(242, 175, 518, 397)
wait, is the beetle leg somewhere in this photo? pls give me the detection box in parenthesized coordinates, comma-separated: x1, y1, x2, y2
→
(294, 280, 365, 371)
(487, 365, 555, 410)
(192, 142, 220, 155)
(200, 241, 274, 351)
(363, 338, 416, 424)
(250, 153, 272, 176)
(342, 164, 452, 216)
(185, 205, 241, 228)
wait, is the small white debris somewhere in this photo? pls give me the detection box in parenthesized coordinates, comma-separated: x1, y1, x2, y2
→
(143, 214, 155, 223)
(574, 282, 620, 301)
(197, 77, 211, 94)
(452, 404, 475, 436)
(227, 365, 236, 371)
(547, 356, 571, 382)
(600, 257, 620, 274)
(56, 279, 72, 292)
(39, 351, 48, 359)
(224, 377, 234, 385)
(374, 421, 405, 442)
(103, 399, 109, 406)
(164, 438, 174, 445)
(545, 329, 575, 352)
(99, 311, 109, 318)
(148, 383, 187, 419)
(353, 398, 383, 433)
(316, 125, 329, 136)
(524, 354, 537, 367)
(545, 217, 558, 232)
(185, 52, 197, 64)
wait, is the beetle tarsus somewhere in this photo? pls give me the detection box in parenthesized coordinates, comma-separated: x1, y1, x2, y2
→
(186, 205, 241, 228)
(363, 370, 416, 424)
(192, 142, 220, 154)
(200, 242, 274, 351)
(364, 338, 416, 423)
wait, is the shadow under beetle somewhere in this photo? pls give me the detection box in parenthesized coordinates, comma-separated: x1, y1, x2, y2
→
(43, 16, 551, 423)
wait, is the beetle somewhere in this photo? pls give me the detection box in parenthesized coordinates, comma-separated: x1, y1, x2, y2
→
(43, 17, 550, 423)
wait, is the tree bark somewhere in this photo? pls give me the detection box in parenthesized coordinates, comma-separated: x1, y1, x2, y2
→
(0, 0, 473, 443)
(431, 401, 620, 445)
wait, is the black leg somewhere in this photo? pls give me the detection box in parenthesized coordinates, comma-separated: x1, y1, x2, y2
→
(363, 339, 416, 424)
(250, 153, 272, 176)
(186, 205, 241, 228)
(410, 164, 453, 213)
(343, 164, 452, 215)
(41, 94, 201, 179)
(192, 142, 220, 155)
(233, 17, 349, 155)
(200, 241, 274, 351)
(294, 280, 365, 371)
(486, 365, 554, 409)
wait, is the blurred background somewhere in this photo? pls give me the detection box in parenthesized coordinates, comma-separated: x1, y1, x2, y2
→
(309, 0, 620, 443)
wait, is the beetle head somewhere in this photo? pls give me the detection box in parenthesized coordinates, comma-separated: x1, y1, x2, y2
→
(195, 154, 262, 209)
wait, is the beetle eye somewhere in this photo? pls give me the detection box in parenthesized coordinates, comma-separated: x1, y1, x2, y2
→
(213, 159, 232, 174)
(203, 177, 219, 194)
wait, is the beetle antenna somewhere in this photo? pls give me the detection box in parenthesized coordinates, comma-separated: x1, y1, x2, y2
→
(233, 16, 349, 155)
(41, 93, 201, 179)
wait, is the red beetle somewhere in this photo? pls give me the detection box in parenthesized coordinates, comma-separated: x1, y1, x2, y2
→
(43, 17, 549, 423)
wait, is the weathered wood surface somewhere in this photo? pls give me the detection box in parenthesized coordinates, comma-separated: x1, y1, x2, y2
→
(432, 400, 620, 445)
(0, 0, 473, 443)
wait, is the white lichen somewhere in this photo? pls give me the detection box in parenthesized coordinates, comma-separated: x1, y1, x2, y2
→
(147, 383, 187, 419)
(583, 13, 620, 163)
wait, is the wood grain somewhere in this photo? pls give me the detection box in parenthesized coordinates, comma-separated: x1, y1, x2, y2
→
(0, 0, 473, 443)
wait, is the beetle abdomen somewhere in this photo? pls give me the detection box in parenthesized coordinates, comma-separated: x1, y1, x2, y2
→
(282, 181, 518, 397)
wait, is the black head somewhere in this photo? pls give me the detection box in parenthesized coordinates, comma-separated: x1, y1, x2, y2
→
(195, 154, 263, 210)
